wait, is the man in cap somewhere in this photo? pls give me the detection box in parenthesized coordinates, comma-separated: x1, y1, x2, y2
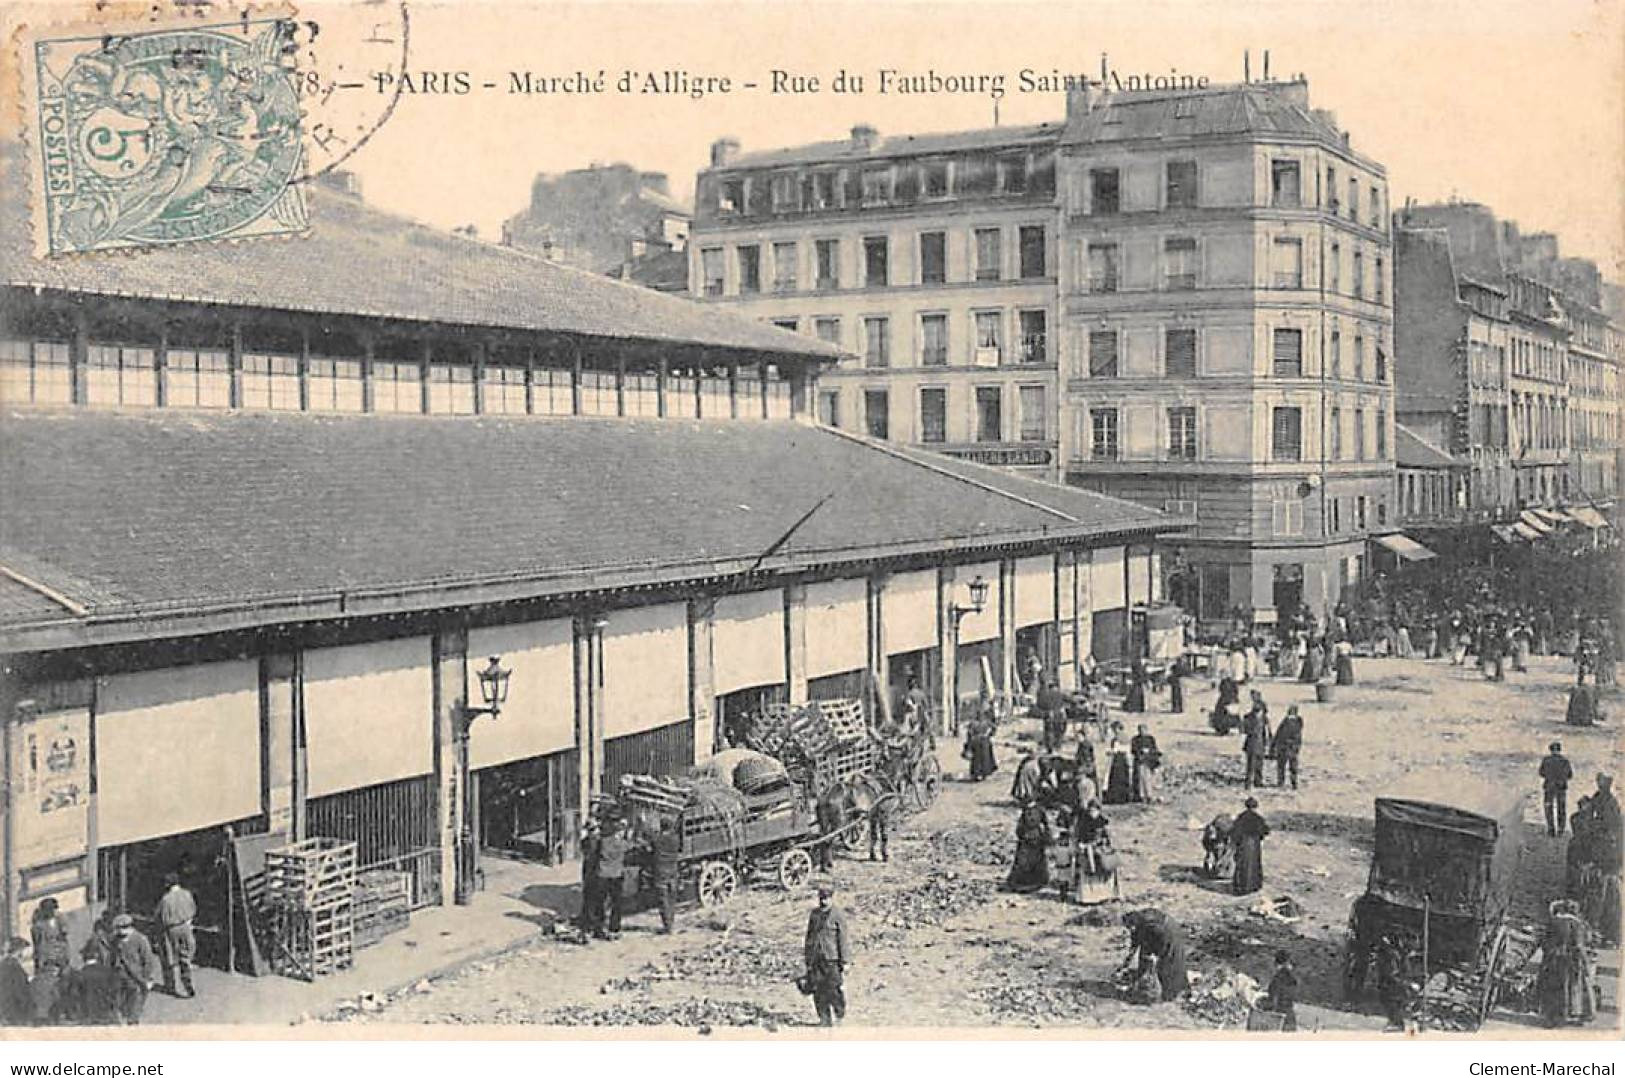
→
(596, 817, 630, 940)
(109, 913, 159, 1025)
(155, 872, 198, 998)
(803, 883, 850, 1027)
(1539, 742, 1575, 837)
(649, 817, 683, 934)
(1273, 705, 1304, 790)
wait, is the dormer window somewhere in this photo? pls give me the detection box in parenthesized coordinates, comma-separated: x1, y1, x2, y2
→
(861, 169, 892, 205)
(719, 178, 745, 215)
(923, 161, 950, 198)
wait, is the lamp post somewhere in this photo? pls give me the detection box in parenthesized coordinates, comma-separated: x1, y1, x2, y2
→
(948, 575, 990, 737)
(455, 655, 511, 905)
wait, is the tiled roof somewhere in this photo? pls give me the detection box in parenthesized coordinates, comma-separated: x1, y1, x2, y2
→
(1061, 82, 1350, 151)
(0, 143, 836, 362)
(725, 123, 1060, 170)
(1395, 424, 1466, 470)
(0, 410, 1181, 648)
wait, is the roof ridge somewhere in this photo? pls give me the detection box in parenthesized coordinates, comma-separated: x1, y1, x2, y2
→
(814, 425, 1081, 524)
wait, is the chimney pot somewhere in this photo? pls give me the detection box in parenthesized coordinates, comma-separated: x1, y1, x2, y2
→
(1065, 81, 1097, 122)
(710, 137, 740, 167)
(850, 124, 880, 151)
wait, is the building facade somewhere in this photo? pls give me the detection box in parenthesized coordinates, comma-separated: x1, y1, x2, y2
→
(1058, 79, 1396, 626)
(688, 124, 1066, 479)
(1394, 200, 1622, 518)
(502, 162, 691, 279)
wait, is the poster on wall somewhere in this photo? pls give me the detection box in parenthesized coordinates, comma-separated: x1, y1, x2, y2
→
(11, 708, 91, 871)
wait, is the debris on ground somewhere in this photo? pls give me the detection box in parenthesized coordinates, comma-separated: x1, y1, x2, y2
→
(1248, 896, 1302, 923)
(851, 867, 999, 929)
(602, 933, 801, 992)
(475, 997, 802, 1028)
(1182, 967, 1264, 1026)
(971, 981, 1100, 1024)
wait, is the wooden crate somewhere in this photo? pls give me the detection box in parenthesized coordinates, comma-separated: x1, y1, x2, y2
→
(352, 868, 412, 949)
(266, 837, 358, 909)
(271, 899, 354, 981)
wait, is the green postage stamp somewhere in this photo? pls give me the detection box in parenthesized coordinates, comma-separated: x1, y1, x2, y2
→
(26, 16, 308, 256)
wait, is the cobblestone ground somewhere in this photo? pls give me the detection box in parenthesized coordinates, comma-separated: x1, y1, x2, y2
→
(335, 655, 1620, 1033)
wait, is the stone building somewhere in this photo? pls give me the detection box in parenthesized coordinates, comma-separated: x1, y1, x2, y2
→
(502, 162, 691, 281)
(1058, 78, 1396, 626)
(687, 123, 1066, 480)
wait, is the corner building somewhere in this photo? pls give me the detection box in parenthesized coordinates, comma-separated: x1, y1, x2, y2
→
(1058, 79, 1396, 626)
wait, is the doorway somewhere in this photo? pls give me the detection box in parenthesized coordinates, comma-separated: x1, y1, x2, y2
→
(716, 683, 789, 750)
(475, 750, 580, 866)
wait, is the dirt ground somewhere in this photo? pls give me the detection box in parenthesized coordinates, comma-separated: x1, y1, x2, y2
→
(336, 654, 1621, 1033)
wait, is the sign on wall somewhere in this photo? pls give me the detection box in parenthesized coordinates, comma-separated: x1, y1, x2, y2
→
(11, 707, 91, 871)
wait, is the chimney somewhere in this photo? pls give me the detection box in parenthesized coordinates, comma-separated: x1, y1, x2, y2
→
(710, 137, 740, 167)
(1065, 80, 1098, 122)
(850, 124, 880, 151)
(1272, 77, 1309, 109)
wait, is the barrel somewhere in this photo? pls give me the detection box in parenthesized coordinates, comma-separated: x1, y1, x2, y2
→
(1314, 682, 1335, 703)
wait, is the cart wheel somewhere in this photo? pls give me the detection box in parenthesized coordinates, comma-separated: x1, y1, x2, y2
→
(911, 754, 942, 810)
(1478, 923, 1510, 1026)
(697, 860, 737, 908)
(778, 848, 814, 891)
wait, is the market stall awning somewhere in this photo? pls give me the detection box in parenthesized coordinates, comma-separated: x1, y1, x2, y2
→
(1517, 510, 1554, 534)
(1490, 524, 1522, 543)
(1565, 506, 1610, 530)
(1533, 508, 1568, 526)
(1373, 534, 1438, 562)
(1512, 522, 1543, 541)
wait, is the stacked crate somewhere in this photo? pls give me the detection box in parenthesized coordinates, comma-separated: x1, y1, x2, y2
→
(265, 837, 357, 980)
(353, 869, 412, 949)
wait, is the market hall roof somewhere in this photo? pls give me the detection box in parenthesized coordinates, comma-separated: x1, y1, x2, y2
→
(0, 143, 840, 363)
(0, 410, 1185, 652)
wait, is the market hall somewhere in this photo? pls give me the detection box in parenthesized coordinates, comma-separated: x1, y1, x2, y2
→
(0, 154, 1184, 976)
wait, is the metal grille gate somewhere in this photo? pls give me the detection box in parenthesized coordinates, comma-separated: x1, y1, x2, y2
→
(307, 774, 442, 909)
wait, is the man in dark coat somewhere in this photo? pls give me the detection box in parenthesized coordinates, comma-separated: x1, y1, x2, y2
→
(1232, 797, 1269, 895)
(803, 883, 850, 1026)
(596, 818, 630, 938)
(1036, 677, 1069, 751)
(109, 913, 159, 1026)
(1541, 742, 1575, 837)
(0, 938, 32, 1026)
(1263, 950, 1299, 1031)
(577, 818, 603, 940)
(650, 817, 683, 934)
(1241, 694, 1270, 791)
(815, 790, 846, 871)
(1006, 803, 1053, 893)
(1273, 705, 1304, 790)
(1122, 908, 1189, 1002)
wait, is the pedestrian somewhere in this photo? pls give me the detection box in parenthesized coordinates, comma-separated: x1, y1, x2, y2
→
(577, 816, 603, 940)
(1333, 637, 1356, 686)
(1010, 748, 1042, 805)
(28, 898, 68, 1024)
(1037, 676, 1068, 751)
(1121, 908, 1189, 1002)
(1396, 623, 1413, 659)
(815, 788, 847, 871)
(1263, 950, 1299, 1032)
(1241, 693, 1270, 791)
(154, 873, 197, 998)
(1074, 733, 1098, 793)
(1537, 899, 1596, 1028)
(1232, 796, 1270, 895)
(1122, 657, 1148, 713)
(803, 883, 850, 1027)
(596, 817, 630, 939)
(962, 713, 997, 781)
(1005, 802, 1053, 893)
(1168, 654, 1186, 713)
(1, 938, 32, 1026)
(1102, 736, 1134, 805)
(1273, 705, 1304, 790)
(868, 791, 891, 863)
(59, 939, 119, 1026)
(1376, 933, 1413, 1031)
(108, 913, 158, 1026)
(1541, 742, 1575, 837)
(650, 817, 682, 934)
(1129, 723, 1160, 803)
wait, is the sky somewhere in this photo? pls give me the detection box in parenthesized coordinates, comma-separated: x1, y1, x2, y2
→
(12, 0, 1623, 274)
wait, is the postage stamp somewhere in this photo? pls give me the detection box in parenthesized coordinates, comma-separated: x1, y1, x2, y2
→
(24, 15, 308, 256)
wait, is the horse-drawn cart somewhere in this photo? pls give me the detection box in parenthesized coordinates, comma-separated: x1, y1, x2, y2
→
(1342, 781, 1529, 1028)
(617, 751, 832, 908)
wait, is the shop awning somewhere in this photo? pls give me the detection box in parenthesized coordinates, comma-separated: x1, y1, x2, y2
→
(1374, 534, 1438, 562)
(1517, 510, 1554, 534)
(1566, 506, 1610, 530)
(1533, 508, 1569, 526)
(1512, 522, 1543, 541)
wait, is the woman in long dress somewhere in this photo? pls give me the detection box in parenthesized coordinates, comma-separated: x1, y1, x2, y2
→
(1538, 900, 1596, 1027)
(1071, 800, 1117, 903)
(1333, 639, 1355, 685)
(1006, 803, 1053, 893)
(1231, 796, 1269, 895)
(1299, 641, 1324, 683)
(1122, 908, 1189, 1002)
(1103, 738, 1134, 805)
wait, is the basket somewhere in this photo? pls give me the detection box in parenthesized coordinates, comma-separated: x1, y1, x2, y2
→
(1246, 1007, 1288, 1031)
(1314, 682, 1335, 703)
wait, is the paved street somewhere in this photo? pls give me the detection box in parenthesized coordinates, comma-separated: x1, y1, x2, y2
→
(330, 654, 1619, 1033)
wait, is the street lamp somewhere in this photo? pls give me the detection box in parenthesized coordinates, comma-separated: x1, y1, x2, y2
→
(949, 575, 989, 736)
(455, 655, 511, 905)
